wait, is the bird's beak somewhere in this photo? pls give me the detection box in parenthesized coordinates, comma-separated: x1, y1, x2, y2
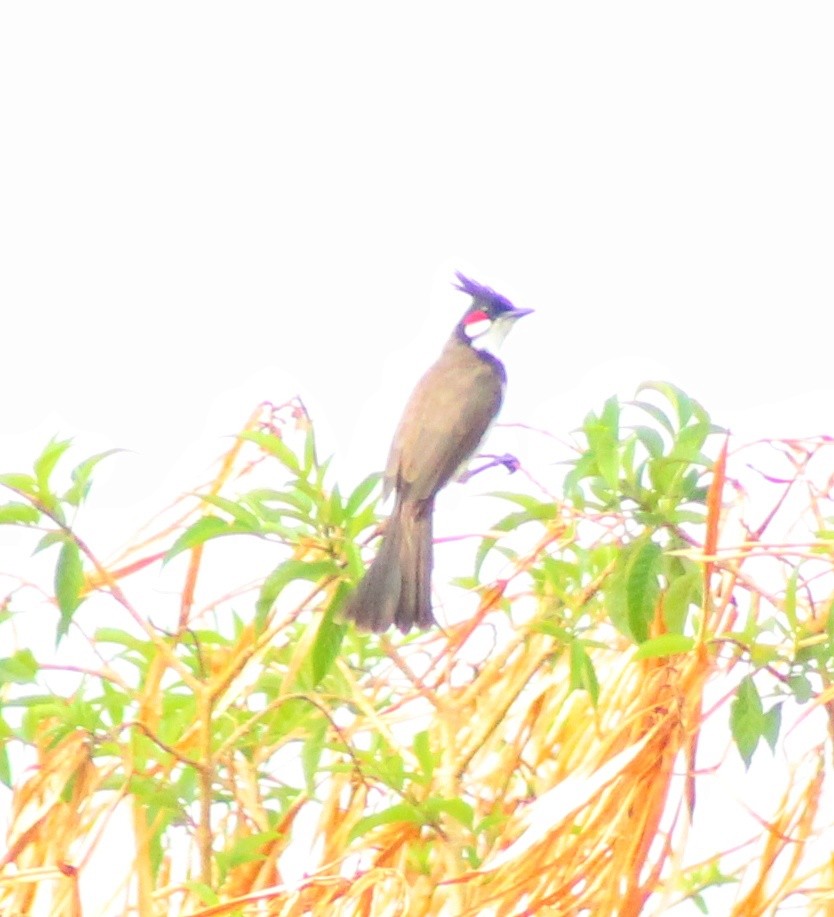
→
(510, 307, 534, 320)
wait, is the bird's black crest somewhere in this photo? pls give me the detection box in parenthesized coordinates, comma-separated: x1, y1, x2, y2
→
(454, 272, 515, 314)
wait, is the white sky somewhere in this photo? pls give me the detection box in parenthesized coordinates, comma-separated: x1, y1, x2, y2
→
(1, 4, 833, 913)
(2, 4, 832, 510)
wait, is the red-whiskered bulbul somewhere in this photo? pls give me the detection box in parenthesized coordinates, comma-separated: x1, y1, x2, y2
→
(344, 273, 532, 633)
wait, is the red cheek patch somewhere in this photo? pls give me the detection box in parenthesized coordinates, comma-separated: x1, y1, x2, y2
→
(463, 310, 493, 338)
(464, 310, 490, 327)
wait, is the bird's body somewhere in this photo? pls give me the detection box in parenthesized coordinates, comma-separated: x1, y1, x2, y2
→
(344, 274, 531, 633)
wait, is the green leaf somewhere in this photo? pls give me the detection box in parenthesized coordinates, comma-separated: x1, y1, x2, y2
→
(55, 539, 84, 641)
(472, 493, 553, 573)
(633, 634, 695, 659)
(135, 773, 184, 810)
(0, 740, 11, 787)
(490, 506, 557, 535)
(626, 538, 661, 644)
(749, 642, 779, 667)
(762, 703, 782, 752)
(164, 516, 255, 563)
(240, 430, 301, 474)
(64, 694, 104, 733)
(326, 484, 344, 526)
(95, 627, 156, 658)
(491, 491, 555, 513)
(246, 487, 314, 516)
(0, 473, 39, 498)
(64, 449, 123, 507)
(633, 425, 666, 459)
(562, 451, 597, 507)
(344, 473, 382, 518)
(99, 679, 128, 726)
(413, 730, 436, 784)
(349, 802, 424, 841)
(182, 883, 219, 907)
(217, 831, 279, 873)
(827, 597, 834, 643)
(691, 894, 708, 915)
(303, 425, 317, 475)
(600, 395, 620, 430)
(375, 748, 406, 792)
(301, 718, 327, 796)
(620, 435, 638, 481)
(35, 530, 68, 554)
(670, 422, 710, 461)
(668, 509, 707, 525)
(663, 568, 701, 634)
(730, 676, 763, 768)
(493, 494, 559, 525)
(783, 569, 798, 632)
(0, 650, 39, 685)
(0, 502, 40, 525)
(158, 693, 198, 745)
(267, 697, 313, 746)
(293, 478, 331, 517)
(198, 494, 260, 529)
(422, 796, 474, 828)
(473, 535, 497, 578)
(787, 673, 813, 704)
(310, 610, 346, 687)
(34, 437, 73, 492)
(569, 640, 599, 704)
(638, 381, 696, 428)
(255, 559, 336, 629)
(585, 416, 619, 492)
(631, 400, 676, 437)
(531, 619, 573, 641)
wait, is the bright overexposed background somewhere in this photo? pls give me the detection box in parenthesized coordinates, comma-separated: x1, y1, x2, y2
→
(2, 4, 832, 506)
(1, 3, 833, 913)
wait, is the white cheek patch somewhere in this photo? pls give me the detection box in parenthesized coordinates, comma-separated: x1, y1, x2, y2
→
(464, 318, 493, 339)
(469, 315, 514, 353)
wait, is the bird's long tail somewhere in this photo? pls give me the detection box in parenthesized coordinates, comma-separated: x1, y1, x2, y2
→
(344, 499, 434, 633)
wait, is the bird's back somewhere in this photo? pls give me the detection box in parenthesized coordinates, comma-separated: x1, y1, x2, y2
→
(384, 335, 505, 504)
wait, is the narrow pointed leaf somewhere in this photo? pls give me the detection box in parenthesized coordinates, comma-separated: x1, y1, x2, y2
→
(633, 634, 695, 659)
(762, 703, 782, 752)
(199, 494, 260, 529)
(0, 650, 39, 685)
(344, 473, 381, 517)
(310, 611, 346, 686)
(64, 448, 123, 506)
(0, 473, 39, 497)
(164, 516, 254, 563)
(626, 538, 661, 643)
(413, 730, 436, 783)
(301, 718, 327, 796)
(240, 430, 301, 474)
(0, 502, 40, 525)
(349, 803, 424, 841)
(569, 639, 599, 704)
(730, 675, 763, 768)
(55, 539, 84, 640)
(255, 559, 336, 628)
(35, 437, 73, 492)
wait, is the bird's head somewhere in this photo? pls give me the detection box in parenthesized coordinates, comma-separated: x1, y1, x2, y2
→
(454, 272, 533, 353)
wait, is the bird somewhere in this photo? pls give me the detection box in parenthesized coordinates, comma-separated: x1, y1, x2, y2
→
(343, 272, 532, 633)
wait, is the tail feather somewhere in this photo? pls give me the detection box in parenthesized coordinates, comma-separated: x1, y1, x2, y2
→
(407, 506, 434, 630)
(345, 500, 435, 633)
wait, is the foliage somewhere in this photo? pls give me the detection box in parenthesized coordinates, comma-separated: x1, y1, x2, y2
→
(0, 389, 833, 915)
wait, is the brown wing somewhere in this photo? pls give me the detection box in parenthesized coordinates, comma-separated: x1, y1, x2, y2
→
(384, 339, 505, 504)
